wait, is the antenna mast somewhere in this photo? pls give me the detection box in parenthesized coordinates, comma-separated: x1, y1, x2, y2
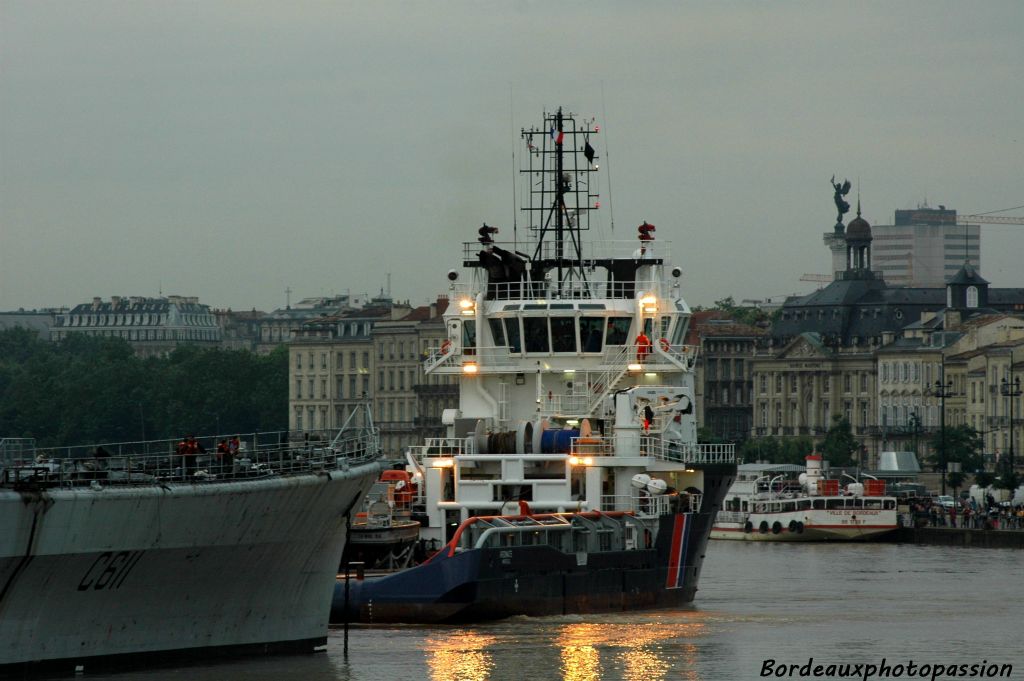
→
(520, 107, 600, 293)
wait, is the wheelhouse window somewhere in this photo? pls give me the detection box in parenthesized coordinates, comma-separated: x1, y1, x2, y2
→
(580, 317, 604, 353)
(504, 318, 522, 353)
(550, 317, 576, 353)
(462, 320, 477, 353)
(523, 318, 550, 353)
(488, 318, 506, 347)
(605, 317, 631, 345)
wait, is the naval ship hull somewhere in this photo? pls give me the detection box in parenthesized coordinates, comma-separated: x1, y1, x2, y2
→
(0, 467, 378, 674)
(332, 464, 732, 624)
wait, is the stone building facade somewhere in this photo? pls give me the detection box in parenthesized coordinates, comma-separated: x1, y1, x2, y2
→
(50, 295, 220, 357)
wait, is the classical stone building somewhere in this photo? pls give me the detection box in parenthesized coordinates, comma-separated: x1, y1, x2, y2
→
(288, 303, 406, 435)
(687, 311, 766, 442)
(50, 296, 220, 357)
(288, 298, 456, 457)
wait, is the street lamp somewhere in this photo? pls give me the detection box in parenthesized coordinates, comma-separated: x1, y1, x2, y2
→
(932, 374, 955, 496)
(1000, 375, 1021, 475)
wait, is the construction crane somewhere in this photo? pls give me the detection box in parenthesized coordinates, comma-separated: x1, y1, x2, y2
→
(957, 214, 1024, 225)
(800, 274, 832, 284)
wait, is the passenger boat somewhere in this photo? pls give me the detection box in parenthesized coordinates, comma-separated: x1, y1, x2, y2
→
(341, 469, 422, 570)
(711, 455, 898, 541)
(330, 108, 736, 624)
(0, 418, 381, 674)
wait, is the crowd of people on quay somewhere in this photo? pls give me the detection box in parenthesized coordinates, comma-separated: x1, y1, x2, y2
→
(904, 494, 1024, 530)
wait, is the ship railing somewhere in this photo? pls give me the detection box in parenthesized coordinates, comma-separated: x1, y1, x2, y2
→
(461, 239, 674, 264)
(600, 493, 702, 515)
(408, 437, 476, 464)
(425, 341, 697, 379)
(715, 511, 747, 523)
(642, 438, 736, 465)
(570, 436, 617, 457)
(0, 437, 36, 466)
(0, 429, 379, 489)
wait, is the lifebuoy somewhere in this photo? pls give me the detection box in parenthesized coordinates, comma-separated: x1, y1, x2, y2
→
(658, 338, 671, 352)
(440, 339, 452, 355)
(743, 521, 753, 533)
(788, 520, 798, 533)
(758, 521, 769, 534)
(771, 521, 783, 535)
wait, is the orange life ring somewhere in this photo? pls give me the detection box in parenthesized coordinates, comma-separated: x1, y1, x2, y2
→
(440, 339, 452, 355)
(658, 338, 671, 352)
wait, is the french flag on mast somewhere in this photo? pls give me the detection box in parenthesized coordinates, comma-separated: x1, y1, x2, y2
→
(550, 124, 564, 146)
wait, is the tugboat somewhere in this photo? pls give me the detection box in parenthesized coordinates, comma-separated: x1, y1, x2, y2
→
(0, 417, 381, 674)
(711, 454, 898, 541)
(331, 108, 736, 624)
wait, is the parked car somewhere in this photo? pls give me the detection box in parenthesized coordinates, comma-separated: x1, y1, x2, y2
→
(935, 495, 955, 509)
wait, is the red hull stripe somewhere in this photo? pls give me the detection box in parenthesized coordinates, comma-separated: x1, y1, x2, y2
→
(665, 514, 688, 589)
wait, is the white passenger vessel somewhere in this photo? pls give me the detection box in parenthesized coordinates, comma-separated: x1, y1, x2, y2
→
(333, 108, 737, 624)
(1, 423, 380, 674)
(711, 455, 898, 541)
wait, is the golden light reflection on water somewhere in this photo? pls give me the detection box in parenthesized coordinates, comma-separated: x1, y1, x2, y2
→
(424, 631, 497, 681)
(556, 616, 706, 681)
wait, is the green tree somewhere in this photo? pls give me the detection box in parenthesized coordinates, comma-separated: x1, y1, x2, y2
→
(816, 415, 858, 467)
(0, 329, 289, 447)
(927, 425, 983, 470)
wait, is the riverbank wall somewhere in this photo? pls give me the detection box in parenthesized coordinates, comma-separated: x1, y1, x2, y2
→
(886, 527, 1024, 549)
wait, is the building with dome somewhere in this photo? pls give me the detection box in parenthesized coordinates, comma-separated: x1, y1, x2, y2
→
(750, 197, 1024, 469)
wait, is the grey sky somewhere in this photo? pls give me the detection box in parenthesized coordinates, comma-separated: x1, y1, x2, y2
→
(2, 1, 1022, 313)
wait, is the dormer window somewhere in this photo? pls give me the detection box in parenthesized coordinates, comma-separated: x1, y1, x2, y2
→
(966, 286, 979, 308)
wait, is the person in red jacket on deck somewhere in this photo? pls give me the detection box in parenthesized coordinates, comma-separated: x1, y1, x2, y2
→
(636, 332, 652, 362)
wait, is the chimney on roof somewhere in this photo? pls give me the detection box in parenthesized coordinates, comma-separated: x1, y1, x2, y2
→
(111, 296, 121, 307)
(92, 297, 101, 309)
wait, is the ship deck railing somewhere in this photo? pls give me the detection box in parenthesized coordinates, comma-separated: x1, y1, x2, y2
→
(425, 341, 697, 378)
(601, 493, 702, 515)
(0, 429, 379, 490)
(641, 439, 736, 465)
(715, 511, 747, 523)
(447, 277, 677, 302)
(460, 239, 674, 269)
(440, 509, 653, 557)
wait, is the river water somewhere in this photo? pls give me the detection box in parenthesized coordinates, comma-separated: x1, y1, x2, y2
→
(92, 542, 1021, 681)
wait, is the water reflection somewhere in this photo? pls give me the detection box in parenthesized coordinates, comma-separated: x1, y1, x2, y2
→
(425, 631, 497, 681)
(556, 617, 706, 681)
(557, 623, 602, 681)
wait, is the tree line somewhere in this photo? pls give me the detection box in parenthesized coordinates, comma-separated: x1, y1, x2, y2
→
(0, 328, 288, 447)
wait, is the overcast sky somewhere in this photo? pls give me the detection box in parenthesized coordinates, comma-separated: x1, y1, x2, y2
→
(2, 1, 1022, 313)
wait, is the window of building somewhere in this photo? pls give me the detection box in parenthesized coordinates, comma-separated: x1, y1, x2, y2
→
(860, 373, 868, 393)
(296, 354, 302, 369)
(967, 286, 979, 308)
(760, 375, 767, 394)
(321, 380, 327, 399)
(296, 380, 302, 399)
